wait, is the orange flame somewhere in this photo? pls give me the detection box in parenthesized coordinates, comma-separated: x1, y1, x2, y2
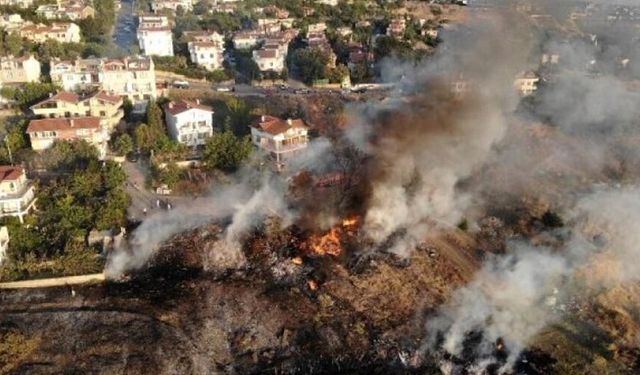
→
(305, 216, 361, 257)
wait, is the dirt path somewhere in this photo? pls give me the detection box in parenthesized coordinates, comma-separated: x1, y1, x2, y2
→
(0, 273, 105, 289)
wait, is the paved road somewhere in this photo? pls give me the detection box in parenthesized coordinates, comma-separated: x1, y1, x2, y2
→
(113, 0, 137, 52)
(0, 273, 105, 289)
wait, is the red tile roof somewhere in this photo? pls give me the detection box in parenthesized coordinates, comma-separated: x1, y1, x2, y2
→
(27, 117, 100, 132)
(90, 91, 122, 103)
(164, 100, 213, 116)
(0, 166, 24, 181)
(252, 115, 308, 135)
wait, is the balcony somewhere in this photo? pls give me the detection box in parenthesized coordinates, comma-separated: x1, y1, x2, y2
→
(258, 141, 308, 154)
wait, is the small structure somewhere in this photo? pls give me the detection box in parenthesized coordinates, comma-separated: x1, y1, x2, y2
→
(163, 99, 214, 147)
(251, 115, 309, 170)
(0, 166, 37, 224)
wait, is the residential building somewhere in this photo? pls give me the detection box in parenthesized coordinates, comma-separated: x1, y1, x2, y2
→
(188, 41, 224, 71)
(253, 48, 285, 72)
(315, 0, 338, 6)
(233, 30, 262, 49)
(20, 22, 81, 44)
(514, 71, 539, 96)
(163, 99, 214, 147)
(27, 117, 108, 158)
(36, 1, 95, 20)
(137, 16, 174, 56)
(308, 22, 327, 33)
(0, 0, 33, 7)
(151, 0, 192, 13)
(387, 18, 406, 37)
(0, 226, 8, 264)
(0, 55, 41, 84)
(251, 115, 309, 170)
(0, 166, 37, 224)
(307, 31, 336, 67)
(541, 53, 560, 65)
(0, 14, 25, 32)
(50, 56, 157, 106)
(30, 91, 124, 131)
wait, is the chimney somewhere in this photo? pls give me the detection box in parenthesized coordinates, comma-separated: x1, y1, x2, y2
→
(69, 119, 74, 127)
(196, 99, 200, 105)
(168, 102, 174, 109)
(49, 92, 53, 98)
(261, 115, 265, 122)
(287, 118, 292, 125)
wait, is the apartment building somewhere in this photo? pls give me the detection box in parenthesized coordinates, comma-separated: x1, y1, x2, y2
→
(20, 22, 81, 44)
(0, 166, 37, 224)
(30, 91, 123, 131)
(137, 16, 174, 57)
(251, 115, 309, 170)
(163, 99, 214, 147)
(151, 0, 192, 13)
(36, 1, 95, 20)
(0, 55, 41, 84)
(27, 117, 108, 158)
(0, 14, 25, 32)
(0, 0, 33, 8)
(514, 71, 540, 96)
(233, 30, 262, 49)
(188, 31, 224, 71)
(50, 56, 157, 105)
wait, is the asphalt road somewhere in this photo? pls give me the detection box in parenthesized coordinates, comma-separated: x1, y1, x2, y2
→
(113, 0, 137, 52)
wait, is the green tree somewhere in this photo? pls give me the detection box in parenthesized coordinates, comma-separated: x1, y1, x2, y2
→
(326, 64, 350, 84)
(223, 97, 252, 136)
(291, 47, 329, 85)
(113, 133, 134, 156)
(4, 32, 23, 56)
(203, 128, 253, 172)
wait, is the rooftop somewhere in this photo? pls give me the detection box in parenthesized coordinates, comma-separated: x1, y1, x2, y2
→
(27, 117, 100, 132)
(252, 115, 308, 135)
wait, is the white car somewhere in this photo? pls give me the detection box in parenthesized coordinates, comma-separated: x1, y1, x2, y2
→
(173, 80, 190, 89)
(216, 86, 234, 92)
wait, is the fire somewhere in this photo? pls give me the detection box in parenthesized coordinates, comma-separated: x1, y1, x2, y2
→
(304, 215, 361, 257)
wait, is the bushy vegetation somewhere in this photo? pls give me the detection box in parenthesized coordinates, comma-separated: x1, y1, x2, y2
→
(203, 127, 253, 172)
(0, 141, 129, 281)
(153, 55, 231, 82)
(0, 82, 60, 109)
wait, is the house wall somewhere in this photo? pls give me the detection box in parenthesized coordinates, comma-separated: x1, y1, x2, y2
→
(165, 108, 213, 146)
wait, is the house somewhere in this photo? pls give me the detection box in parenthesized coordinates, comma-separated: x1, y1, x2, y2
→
(0, 0, 33, 7)
(0, 226, 8, 264)
(36, 1, 95, 20)
(253, 48, 286, 72)
(387, 18, 406, 37)
(20, 22, 81, 44)
(50, 56, 157, 106)
(514, 71, 539, 96)
(163, 99, 214, 147)
(233, 30, 262, 49)
(0, 14, 25, 32)
(0, 55, 41, 84)
(251, 115, 309, 170)
(0, 166, 37, 224)
(347, 49, 374, 73)
(315, 0, 338, 6)
(151, 0, 192, 13)
(27, 117, 108, 158)
(308, 22, 327, 33)
(188, 31, 224, 71)
(137, 16, 174, 56)
(30, 91, 123, 131)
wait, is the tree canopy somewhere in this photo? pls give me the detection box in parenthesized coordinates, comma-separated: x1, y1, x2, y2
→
(203, 128, 253, 172)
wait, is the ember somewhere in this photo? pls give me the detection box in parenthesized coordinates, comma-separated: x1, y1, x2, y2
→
(303, 216, 361, 257)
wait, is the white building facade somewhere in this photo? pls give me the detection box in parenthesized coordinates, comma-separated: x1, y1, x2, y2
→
(164, 100, 214, 147)
(137, 16, 174, 57)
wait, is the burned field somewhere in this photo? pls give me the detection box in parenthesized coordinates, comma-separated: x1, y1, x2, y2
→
(0, 219, 480, 374)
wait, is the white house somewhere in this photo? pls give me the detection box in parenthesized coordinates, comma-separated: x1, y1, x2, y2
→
(0, 55, 41, 84)
(0, 166, 37, 224)
(233, 30, 262, 49)
(137, 16, 174, 57)
(20, 22, 81, 44)
(514, 71, 539, 96)
(187, 31, 224, 71)
(251, 115, 309, 170)
(163, 99, 214, 147)
(253, 48, 285, 72)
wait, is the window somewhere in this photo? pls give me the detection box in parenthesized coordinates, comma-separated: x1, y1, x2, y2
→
(99, 111, 106, 116)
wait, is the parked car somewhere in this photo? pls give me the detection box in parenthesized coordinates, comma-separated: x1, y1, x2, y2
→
(173, 80, 190, 89)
